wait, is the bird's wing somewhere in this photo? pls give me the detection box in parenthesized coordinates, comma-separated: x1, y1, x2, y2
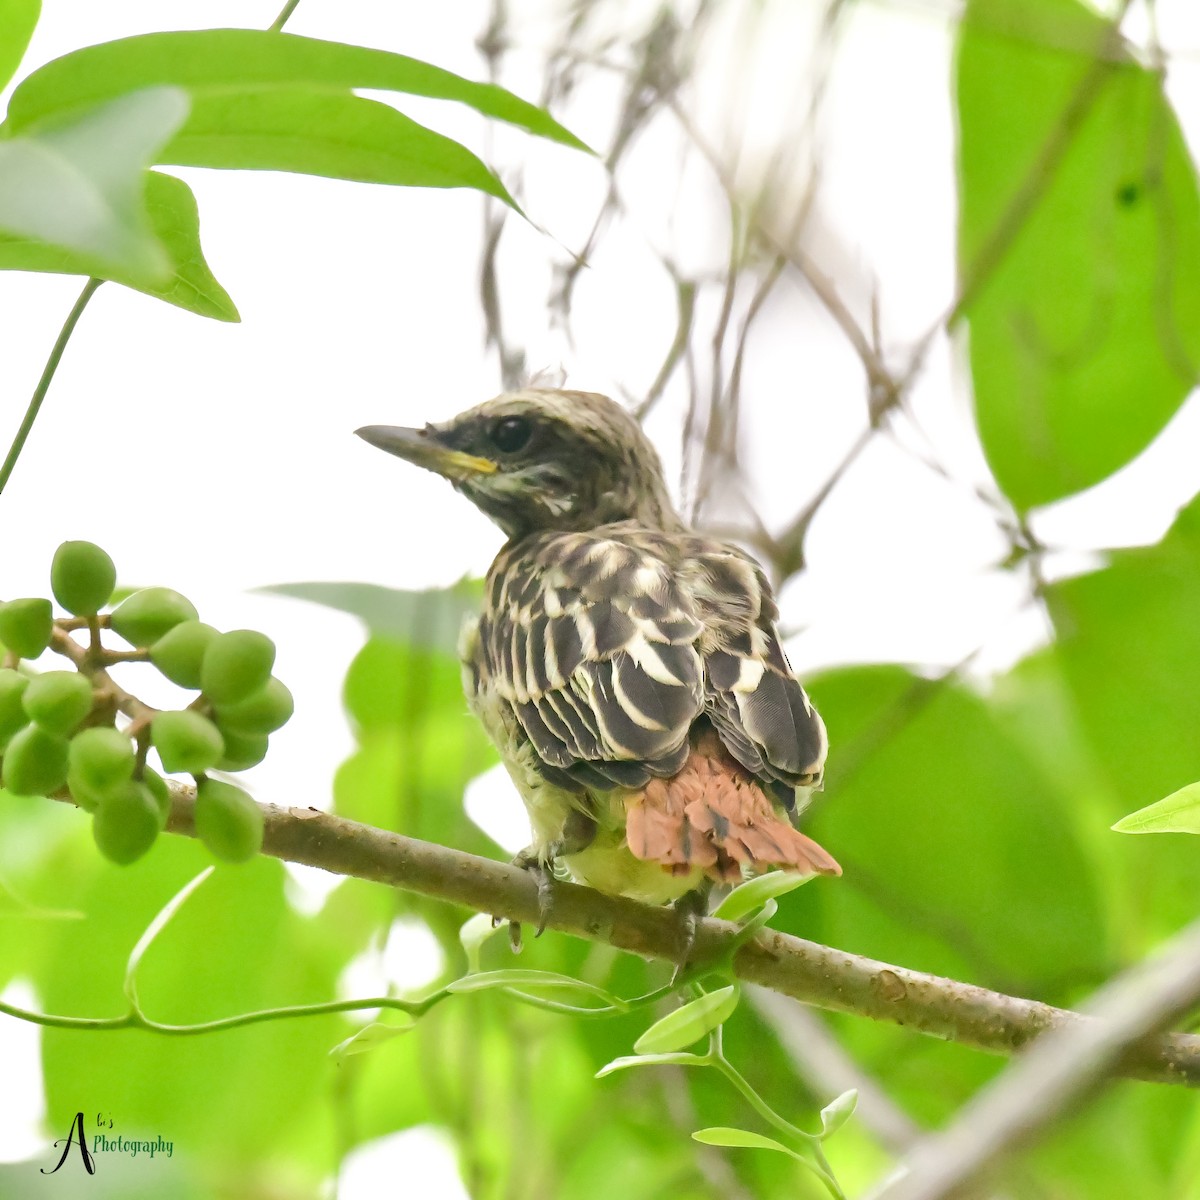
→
(478, 530, 826, 800)
(479, 531, 706, 790)
(678, 539, 827, 797)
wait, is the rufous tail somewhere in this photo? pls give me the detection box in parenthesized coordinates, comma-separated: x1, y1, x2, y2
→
(624, 732, 841, 882)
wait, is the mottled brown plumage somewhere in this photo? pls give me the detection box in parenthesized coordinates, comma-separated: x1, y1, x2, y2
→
(357, 388, 839, 913)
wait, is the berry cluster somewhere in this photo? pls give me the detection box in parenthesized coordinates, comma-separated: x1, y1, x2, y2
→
(0, 541, 292, 866)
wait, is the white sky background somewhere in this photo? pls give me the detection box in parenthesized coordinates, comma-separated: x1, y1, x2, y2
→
(3, 0, 1200, 1194)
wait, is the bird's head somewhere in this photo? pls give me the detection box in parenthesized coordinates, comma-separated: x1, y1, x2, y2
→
(356, 388, 682, 539)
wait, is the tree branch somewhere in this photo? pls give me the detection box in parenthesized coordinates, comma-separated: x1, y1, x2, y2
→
(154, 787, 1200, 1087)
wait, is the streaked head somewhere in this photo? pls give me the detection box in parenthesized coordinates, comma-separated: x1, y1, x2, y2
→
(357, 388, 682, 539)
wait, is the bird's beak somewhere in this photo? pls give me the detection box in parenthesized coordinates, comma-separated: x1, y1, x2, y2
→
(355, 424, 499, 481)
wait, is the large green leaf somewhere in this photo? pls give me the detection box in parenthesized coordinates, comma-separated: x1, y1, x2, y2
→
(0, 1155, 206, 1200)
(6, 30, 588, 150)
(259, 579, 482, 653)
(171, 89, 514, 202)
(37, 838, 349, 1174)
(335, 637, 497, 848)
(1045, 492, 1200, 934)
(957, 0, 1200, 510)
(0, 792, 93, 993)
(796, 665, 1112, 994)
(0, 87, 188, 284)
(0, 170, 238, 320)
(0, 30, 595, 208)
(0, 0, 39, 94)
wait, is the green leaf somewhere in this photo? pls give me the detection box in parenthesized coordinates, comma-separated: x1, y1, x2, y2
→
(39, 846, 350, 1170)
(123, 866, 214, 1007)
(956, 0, 1200, 510)
(333, 637, 497, 853)
(713, 871, 814, 921)
(692, 1127, 798, 1156)
(260, 579, 482, 652)
(594, 1051, 706, 1079)
(633, 985, 739, 1055)
(0, 0, 39, 94)
(0, 170, 239, 321)
(1113, 782, 1200, 836)
(171, 88, 515, 204)
(0, 87, 189, 284)
(6, 28, 590, 147)
(329, 1015, 416, 1063)
(800, 665, 1112, 987)
(446, 969, 626, 1009)
(691, 1128, 834, 1187)
(818, 1088, 858, 1139)
(1046, 495, 1200, 932)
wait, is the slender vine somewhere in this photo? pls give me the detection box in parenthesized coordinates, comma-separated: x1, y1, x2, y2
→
(0, 277, 102, 495)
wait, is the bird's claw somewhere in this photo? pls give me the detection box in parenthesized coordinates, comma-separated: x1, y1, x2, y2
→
(506, 849, 557, 953)
(669, 888, 708, 986)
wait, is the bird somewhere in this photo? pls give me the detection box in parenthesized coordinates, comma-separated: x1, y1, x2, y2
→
(356, 388, 839, 947)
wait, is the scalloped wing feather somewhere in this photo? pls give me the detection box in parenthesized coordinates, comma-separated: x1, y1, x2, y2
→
(474, 527, 827, 800)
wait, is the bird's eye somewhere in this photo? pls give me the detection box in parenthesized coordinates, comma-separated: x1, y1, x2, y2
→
(489, 416, 532, 454)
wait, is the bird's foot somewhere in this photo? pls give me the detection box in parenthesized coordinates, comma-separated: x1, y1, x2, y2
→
(503, 813, 597, 953)
(505, 847, 558, 952)
(669, 885, 711, 985)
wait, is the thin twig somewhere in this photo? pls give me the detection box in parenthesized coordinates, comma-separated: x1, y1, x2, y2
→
(0, 277, 102, 495)
(632, 274, 696, 420)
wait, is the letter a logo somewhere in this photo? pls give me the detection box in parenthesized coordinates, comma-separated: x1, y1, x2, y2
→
(41, 1111, 96, 1175)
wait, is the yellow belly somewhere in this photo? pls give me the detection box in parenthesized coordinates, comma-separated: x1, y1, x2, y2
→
(564, 834, 703, 905)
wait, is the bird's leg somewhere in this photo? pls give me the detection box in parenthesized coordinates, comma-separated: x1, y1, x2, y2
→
(507, 809, 597, 952)
(670, 880, 713, 984)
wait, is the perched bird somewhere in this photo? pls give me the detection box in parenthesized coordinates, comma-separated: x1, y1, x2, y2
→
(356, 389, 839, 941)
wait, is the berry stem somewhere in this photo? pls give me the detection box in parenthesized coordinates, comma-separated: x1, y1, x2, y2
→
(59, 615, 111, 632)
(48, 623, 156, 727)
(100, 648, 151, 666)
(132, 724, 151, 777)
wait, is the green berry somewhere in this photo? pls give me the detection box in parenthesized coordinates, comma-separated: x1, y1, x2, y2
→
(0, 668, 31, 749)
(22, 671, 94, 734)
(92, 781, 160, 865)
(214, 677, 293, 735)
(149, 620, 218, 689)
(200, 630, 276, 705)
(141, 766, 172, 826)
(67, 764, 106, 812)
(50, 540, 116, 616)
(151, 710, 224, 775)
(216, 729, 269, 772)
(0, 597, 53, 659)
(110, 588, 198, 648)
(68, 726, 135, 793)
(195, 778, 263, 863)
(2, 724, 69, 796)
